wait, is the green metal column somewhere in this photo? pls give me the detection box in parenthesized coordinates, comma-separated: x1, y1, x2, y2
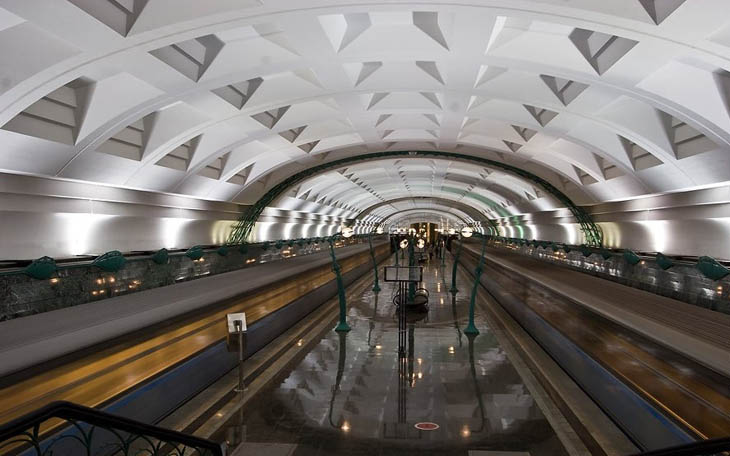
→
(464, 233, 487, 335)
(450, 237, 463, 294)
(368, 232, 381, 293)
(328, 237, 351, 332)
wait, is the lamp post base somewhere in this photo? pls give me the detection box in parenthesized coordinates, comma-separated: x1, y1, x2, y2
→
(373, 283, 381, 293)
(450, 287, 458, 294)
(464, 323, 479, 335)
(335, 322, 351, 332)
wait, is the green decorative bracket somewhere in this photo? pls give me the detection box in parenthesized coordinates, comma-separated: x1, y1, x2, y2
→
(185, 246, 204, 261)
(297, 239, 305, 247)
(562, 245, 572, 254)
(600, 249, 613, 260)
(217, 246, 229, 257)
(623, 250, 641, 266)
(287, 239, 295, 247)
(697, 256, 729, 281)
(580, 245, 593, 257)
(262, 241, 271, 251)
(239, 244, 249, 255)
(226, 150, 602, 247)
(655, 253, 674, 271)
(152, 248, 169, 265)
(93, 250, 127, 272)
(275, 240, 284, 250)
(24, 256, 57, 280)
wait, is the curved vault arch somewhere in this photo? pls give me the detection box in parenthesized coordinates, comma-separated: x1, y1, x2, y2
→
(355, 196, 494, 228)
(4, 2, 730, 257)
(383, 208, 471, 226)
(293, 159, 534, 212)
(0, 3, 727, 207)
(386, 210, 468, 228)
(227, 150, 603, 246)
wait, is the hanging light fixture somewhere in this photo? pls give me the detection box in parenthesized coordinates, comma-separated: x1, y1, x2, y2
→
(461, 226, 473, 238)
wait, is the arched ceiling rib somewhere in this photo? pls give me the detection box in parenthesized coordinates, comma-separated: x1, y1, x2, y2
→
(274, 157, 564, 224)
(375, 204, 476, 225)
(357, 197, 488, 223)
(387, 210, 467, 228)
(388, 208, 470, 223)
(1, 0, 729, 217)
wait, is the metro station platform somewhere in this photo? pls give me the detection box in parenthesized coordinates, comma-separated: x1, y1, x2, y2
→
(2, 242, 728, 456)
(186, 255, 606, 456)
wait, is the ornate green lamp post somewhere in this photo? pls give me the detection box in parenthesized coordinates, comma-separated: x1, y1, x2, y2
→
(450, 227, 473, 294)
(464, 231, 487, 335)
(368, 226, 383, 293)
(328, 226, 355, 332)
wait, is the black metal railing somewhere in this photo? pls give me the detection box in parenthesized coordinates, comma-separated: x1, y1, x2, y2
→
(631, 437, 730, 455)
(456, 235, 730, 315)
(0, 234, 386, 322)
(0, 401, 225, 456)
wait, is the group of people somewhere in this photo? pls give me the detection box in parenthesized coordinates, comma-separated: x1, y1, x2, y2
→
(423, 240, 442, 261)
(390, 235, 446, 262)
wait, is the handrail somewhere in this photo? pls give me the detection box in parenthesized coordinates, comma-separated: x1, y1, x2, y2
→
(0, 401, 225, 455)
(630, 436, 730, 455)
(0, 233, 383, 278)
(475, 234, 730, 273)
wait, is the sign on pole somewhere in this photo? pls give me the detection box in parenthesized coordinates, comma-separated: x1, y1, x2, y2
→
(227, 312, 247, 333)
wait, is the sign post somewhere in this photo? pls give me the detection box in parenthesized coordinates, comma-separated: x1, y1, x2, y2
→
(227, 313, 247, 393)
(383, 265, 423, 429)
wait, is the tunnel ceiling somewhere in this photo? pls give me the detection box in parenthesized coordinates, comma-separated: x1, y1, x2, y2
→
(1, 0, 730, 225)
(275, 158, 559, 221)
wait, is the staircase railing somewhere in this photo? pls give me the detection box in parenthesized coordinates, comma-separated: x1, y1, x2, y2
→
(0, 401, 225, 455)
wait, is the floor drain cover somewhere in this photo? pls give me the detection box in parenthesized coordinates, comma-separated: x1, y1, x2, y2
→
(414, 422, 439, 431)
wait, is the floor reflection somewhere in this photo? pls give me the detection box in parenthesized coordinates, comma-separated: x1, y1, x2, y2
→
(216, 257, 568, 456)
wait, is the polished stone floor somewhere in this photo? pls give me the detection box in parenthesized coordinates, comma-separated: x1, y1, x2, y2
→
(219, 256, 568, 456)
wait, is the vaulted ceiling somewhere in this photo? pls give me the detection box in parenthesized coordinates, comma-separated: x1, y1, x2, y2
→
(1, 0, 729, 229)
